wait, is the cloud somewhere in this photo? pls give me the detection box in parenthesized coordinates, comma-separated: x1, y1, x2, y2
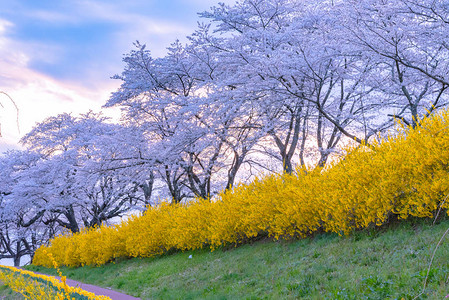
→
(179, 0, 235, 8)
(2, 0, 235, 84)
(2, 1, 202, 84)
(0, 69, 119, 152)
(71, 1, 196, 56)
(25, 10, 80, 25)
(0, 17, 119, 152)
(0, 19, 13, 34)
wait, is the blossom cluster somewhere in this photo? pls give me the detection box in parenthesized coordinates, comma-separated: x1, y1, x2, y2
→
(33, 110, 449, 267)
(0, 265, 110, 299)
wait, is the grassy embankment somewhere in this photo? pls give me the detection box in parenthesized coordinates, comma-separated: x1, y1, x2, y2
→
(26, 111, 449, 299)
(26, 217, 449, 299)
(0, 283, 22, 299)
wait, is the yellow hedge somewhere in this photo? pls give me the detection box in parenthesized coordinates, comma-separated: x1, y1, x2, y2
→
(0, 265, 110, 299)
(33, 110, 449, 267)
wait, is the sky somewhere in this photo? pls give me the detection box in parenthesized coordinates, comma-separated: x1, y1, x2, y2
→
(0, 0, 234, 153)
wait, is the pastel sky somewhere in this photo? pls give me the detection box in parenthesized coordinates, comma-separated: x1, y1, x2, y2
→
(0, 0, 233, 153)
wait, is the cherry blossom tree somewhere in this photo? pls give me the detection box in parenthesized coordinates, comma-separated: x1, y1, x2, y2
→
(15, 113, 145, 233)
(198, 0, 388, 170)
(0, 150, 51, 266)
(106, 33, 267, 199)
(339, 0, 449, 127)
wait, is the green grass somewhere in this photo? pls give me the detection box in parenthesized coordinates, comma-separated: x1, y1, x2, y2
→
(25, 217, 449, 299)
(0, 282, 23, 299)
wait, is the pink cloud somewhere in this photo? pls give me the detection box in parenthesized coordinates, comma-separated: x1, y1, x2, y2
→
(0, 18, 119, 153)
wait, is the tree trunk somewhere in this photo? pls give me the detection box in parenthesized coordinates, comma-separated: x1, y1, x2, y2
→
(13, 255, 20, 267)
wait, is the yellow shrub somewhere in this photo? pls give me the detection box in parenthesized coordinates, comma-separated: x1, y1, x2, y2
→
(0, 265, 110, 299)
(33, 110, 449, 267)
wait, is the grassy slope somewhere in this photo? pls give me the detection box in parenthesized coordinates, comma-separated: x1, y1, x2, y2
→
(26, 218, 449, 300)
(0, 283, 23, 299)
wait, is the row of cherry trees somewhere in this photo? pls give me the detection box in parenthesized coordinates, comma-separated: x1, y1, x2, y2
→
(1, 0, 448, 265)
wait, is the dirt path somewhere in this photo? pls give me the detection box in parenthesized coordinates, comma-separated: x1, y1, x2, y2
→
(61, 277, 140, 300)
(20, 269, 140, 300)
